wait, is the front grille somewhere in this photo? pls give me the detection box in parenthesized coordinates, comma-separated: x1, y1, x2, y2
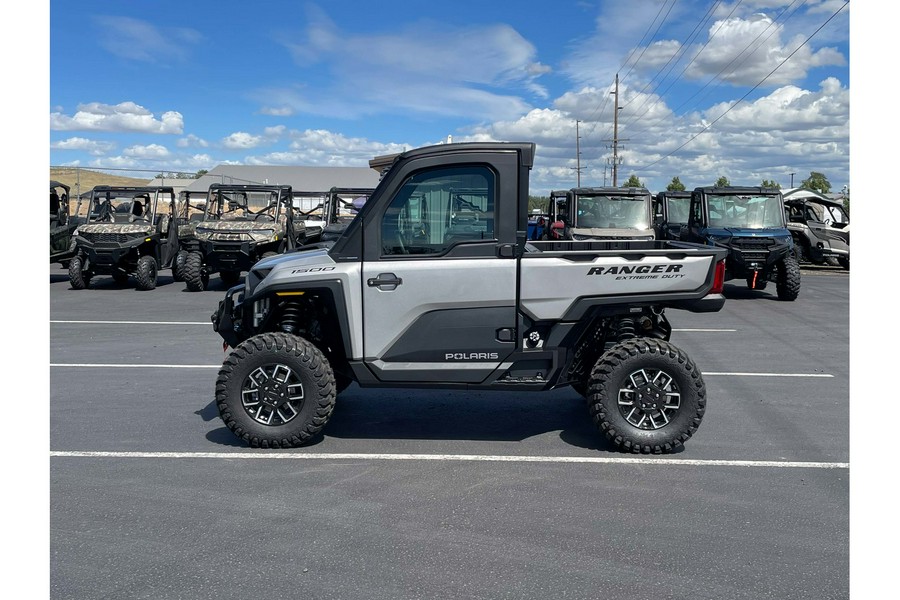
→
(730, 237, 772, 261)
(82, 232, 134, 244)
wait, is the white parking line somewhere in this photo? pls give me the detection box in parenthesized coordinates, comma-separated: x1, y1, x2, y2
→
(51, 320, 211, 325)
(52, 321, 737, 331)
(49, 450, 848, 469)
(49, 363, 834, 377)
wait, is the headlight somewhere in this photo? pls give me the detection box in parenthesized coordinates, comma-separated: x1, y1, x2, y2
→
(252, 229, 276, 237)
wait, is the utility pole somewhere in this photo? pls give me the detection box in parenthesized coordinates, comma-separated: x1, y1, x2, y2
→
(571, 120, 583, 187)
(604, 74, 628, 186)
(790, 172, 796, 187)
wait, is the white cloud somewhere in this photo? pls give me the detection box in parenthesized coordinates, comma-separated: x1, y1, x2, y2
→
(50, 137, 115, 156)
(177, 134, 209, 148)
(245, 129, 407, 166)
(260, 106, 295, 117)
(265, 4, 548, 120)
(684, 14, 846, 86)
(93, 16, 202, 63)
(50, 102, 184, 134)
(221, 132, 265, 149)
(123, 144, 171, 159)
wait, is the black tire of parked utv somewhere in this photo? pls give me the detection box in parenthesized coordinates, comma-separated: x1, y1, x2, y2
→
(776, 255, 801, 301)
(135, 255, 158, 290)
(586, 338, 706, 454)
(68, 255, 91, 290)
(216, 332, 337, 448)
(220, 269, 241, 287)
(838, 257, 849, 270)
(183, 251, 208, 292)
(172, 250, 187, 282)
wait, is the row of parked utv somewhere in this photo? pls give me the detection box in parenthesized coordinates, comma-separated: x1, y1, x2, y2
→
(49, 180, 372, 291)
(527, 185, 849, 301)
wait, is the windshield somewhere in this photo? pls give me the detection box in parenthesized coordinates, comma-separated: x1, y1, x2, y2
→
(574, 195, 650, 229)
(707, 194, 784, 228)
(665, 196, 691, 223)
(88, 190, 157, 223)
(205, 189, 283, 221)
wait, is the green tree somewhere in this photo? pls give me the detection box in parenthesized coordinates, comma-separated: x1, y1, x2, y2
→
(528, 195, 549, 214)
(760, 179, 781, 189)
(622, 174, 643, 188)
(801, 171, 831, 194)
(666, 176, 686, 191)
(715, 176, 730, 187)
(195, 169, 208, 178)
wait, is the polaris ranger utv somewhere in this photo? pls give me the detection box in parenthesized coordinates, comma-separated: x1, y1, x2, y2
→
(679, 186, 800, 301)
(653, 190, 692, 240)
(68, 186, 178, 290)
(299, 187, 374, 245)
(784, 194, 849, 269)
(181, 184, 307, 291)
(211, 142, 728, 454)
(170, 190, 208, 281)
(547, 187, 656, 242)
(50, 180, 83, 267)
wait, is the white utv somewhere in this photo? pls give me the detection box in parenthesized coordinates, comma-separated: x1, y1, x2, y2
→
(211, 142, 727, 454)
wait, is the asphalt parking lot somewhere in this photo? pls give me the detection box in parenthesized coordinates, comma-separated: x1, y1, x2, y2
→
(48, 263, 849, 599)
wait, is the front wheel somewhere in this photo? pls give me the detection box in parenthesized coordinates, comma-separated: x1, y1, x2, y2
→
(215, 332, 337, 448)
(68, 255, 91, 290)
(776, 255, 801, 301)
(172, 250, 187, 282)
(183, 251, 208, 292)
(586, 338, 706, 454)
(838, 256, 849, 270)
(135, 255, 158, 290)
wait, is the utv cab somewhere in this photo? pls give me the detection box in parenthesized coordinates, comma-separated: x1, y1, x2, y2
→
(68, 186, 178, 290)
(50, 180, 83, 267)
(784, 194, 849, 269)
(181, 184, 307, 291)
(653, 191, 692, 240)
(680, 186, 800, 300)
(549, 187, 655, 241)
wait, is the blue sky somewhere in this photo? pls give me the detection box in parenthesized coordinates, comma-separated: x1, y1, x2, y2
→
(48, 0, 851, 194)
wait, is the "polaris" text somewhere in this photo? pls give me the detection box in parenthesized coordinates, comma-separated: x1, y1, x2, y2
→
(445, 352, 500, 360)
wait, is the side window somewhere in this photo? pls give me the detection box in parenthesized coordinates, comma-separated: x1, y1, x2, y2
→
(381, 166, 495, 256)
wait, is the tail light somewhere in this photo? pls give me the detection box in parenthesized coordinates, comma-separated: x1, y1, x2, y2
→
(711, 259, 726, 294)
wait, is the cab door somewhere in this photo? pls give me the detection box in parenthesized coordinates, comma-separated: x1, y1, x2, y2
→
(361, 155, 519, 383)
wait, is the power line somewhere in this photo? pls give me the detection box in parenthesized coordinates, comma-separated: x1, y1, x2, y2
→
(634, 0, 848, 173)
(620, 0, 679, 85)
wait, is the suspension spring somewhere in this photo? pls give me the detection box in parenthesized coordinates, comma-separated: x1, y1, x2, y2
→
(279, 300, 303, 334)
(615, 317, 636, 341)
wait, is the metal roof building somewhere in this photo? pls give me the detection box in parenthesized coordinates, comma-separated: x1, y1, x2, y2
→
(180, 165, 381, 194)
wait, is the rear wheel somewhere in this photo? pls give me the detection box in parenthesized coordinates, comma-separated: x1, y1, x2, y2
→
(172, 250, 187, 282)
(586, 338, 706, 454)
(215, 332, 337, 448)
(183, 251, 208, 292)
(68, 255, 91, 290)
(776, 255, 801, 301)
(135, 255, 158, 290)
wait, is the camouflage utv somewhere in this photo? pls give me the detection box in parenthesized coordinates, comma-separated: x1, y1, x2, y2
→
(50, 180, 84, 267)
(68, 186, 178, 290)
(182, 184, 307, 291)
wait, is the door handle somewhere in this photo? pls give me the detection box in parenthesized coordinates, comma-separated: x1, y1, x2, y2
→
(367, 272, 403, 290)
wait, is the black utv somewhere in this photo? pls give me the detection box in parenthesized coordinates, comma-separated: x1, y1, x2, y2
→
(68, 186, 178, 290)
(50, 180, 84, 267)
(679, 186, 800, 300)
(298, 187, 374, 245)
(180, 184, 307, 291)
(652, 191, 692, 240)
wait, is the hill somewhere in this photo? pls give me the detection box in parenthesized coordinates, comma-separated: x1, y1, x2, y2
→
(50, 167, 152, 196)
